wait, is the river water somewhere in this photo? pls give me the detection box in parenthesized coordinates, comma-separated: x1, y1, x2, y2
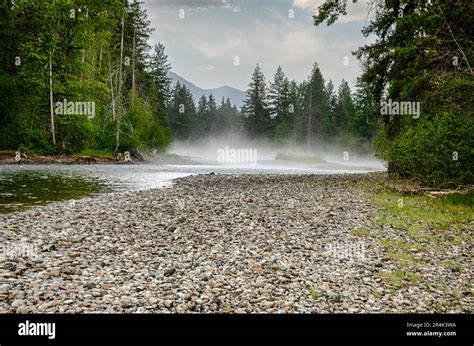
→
(0, 160, 385, 213)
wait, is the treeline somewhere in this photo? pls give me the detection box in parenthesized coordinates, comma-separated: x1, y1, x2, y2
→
(0, 0, 373, 158)
(241, 64, 373, 153)
(172, 63, 373, 155)
(0, 0, 172, 154)
(168, 83, 243, 140)
(314, 0, 473, 187)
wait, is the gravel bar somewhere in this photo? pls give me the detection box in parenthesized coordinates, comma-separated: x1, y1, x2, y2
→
(0, 173, 471, 313)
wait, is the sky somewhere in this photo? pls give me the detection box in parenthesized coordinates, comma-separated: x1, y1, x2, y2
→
(142, 0, 374, 91)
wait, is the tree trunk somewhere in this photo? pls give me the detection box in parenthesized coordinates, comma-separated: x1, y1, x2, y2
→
(108, 51, 116, 121)
(132, 27, 136, 100)
(115, 16, 125, 155)
(49, 49, 56, 147)
(307, 86, 312, 152)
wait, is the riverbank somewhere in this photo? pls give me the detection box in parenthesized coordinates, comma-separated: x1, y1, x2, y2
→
(0, 152, 116, 165)
(0, 151, 206, 165)
(0, 173, 472, 313)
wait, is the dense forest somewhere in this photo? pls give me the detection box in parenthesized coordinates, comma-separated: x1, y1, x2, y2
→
(0, 0, 171, 155)
(314, 0, 473, 187)
(0, 0, 372, 154)
(0, 0, 472, 188)
(169, 63, 372, 156)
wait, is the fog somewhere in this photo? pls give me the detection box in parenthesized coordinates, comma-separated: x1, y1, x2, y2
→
(166, 133, 386, 171)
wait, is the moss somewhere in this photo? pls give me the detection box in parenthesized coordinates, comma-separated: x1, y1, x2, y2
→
(351, 227, 378, 237)
(309, 285, 319, 300)
(381, 270, 420, 290)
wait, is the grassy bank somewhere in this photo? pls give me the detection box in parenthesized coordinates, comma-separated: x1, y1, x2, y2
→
(0, 149, 138, 164)
(353, 179, 473, 303)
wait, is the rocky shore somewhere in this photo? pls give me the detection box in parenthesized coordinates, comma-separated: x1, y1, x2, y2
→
(0, 154, 118, 165)
(0, 173, 471, 313)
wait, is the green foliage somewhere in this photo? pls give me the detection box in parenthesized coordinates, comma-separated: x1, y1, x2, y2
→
(313, 0, 474, 187)
(242, 64, 272, 138)
(0, 0, 171, 154)
(169, 82, 196, 140)
(441, 191, 474, 207)
(387, 111, 473, 187)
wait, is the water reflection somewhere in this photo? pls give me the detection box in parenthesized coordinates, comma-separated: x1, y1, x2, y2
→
(0, 170, 106, 213)
(0, 165, 192, 214)
(0, 161, 381, 214)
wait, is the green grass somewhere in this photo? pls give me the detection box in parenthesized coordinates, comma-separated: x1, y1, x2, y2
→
(441, 191, 474, 207)
(351, 227, 371, 237)
(351, 227, 379, 237)
(441, 259, 462, 272)
(373, 192, 473, 232)
(353, 179, 473, 291)
(75, 149, 114, 159)
(381, 270, 420, 290)
(1, 148, 116, 159)
(309, 285, 319, 300)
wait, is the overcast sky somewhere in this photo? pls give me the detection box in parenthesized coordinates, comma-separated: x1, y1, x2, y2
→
(142, 0, 374, 91)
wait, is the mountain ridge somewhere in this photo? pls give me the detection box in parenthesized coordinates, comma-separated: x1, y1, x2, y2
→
(167, 71, 245, 108)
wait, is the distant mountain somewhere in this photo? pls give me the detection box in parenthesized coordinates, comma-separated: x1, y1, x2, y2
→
(167, 71, 245, 109)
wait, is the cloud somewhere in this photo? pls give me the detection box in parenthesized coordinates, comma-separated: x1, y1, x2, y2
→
(292, 0, 369, 23)
(192, 32, 247, 59)
(197, 65, 216, 71)
(143, 0, 371, 90)
(149, 0, 240, 11)
(292, 0, 324, 10)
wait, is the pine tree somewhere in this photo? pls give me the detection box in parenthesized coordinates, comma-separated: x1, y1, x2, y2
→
(268, 66, 287, 120)
(298, 63, 331, 149)
(326, 80, 337, 128)
(0, 0, 172, 153)
(196, 94, 208, 137)
(242, 64, 271, 138)
(169, 82, 196, 140)
(335, 79, 354, 132)
(350, 76, 377, 147)
(314, 0, 474, 186)
(269, 66, 294, 141)
(149, 42, 172, 138)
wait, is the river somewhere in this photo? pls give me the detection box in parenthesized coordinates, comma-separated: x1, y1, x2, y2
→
(0, 159, 385, 213)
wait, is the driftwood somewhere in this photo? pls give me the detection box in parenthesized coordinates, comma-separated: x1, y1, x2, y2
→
(425, 188, 472, 198)
(386, 182, 473, 197)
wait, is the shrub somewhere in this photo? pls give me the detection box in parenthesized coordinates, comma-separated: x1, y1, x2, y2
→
(381, 111, 473, 188)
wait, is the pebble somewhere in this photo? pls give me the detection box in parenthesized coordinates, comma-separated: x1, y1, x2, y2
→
(0, 173, 470, 313)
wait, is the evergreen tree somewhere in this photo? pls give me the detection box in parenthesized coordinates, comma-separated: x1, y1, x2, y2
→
(268, 66, 287, 120)
(314, 0, 474, 186)
(149, 43, 171, 114)
(242, 64, 271, 138)
(196, 94, 208, 137)
(350, 76, 377, 148)
(207, 93, 218, 133)
(297, 63, 332, 149)
(326, 80, 337, 129)
(169, 82, 196, 140)
(269, 66, 293, 141)
(148, 42, 172, 144)
(0, 0, 171, 153)
(335, 79, 354, 132)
